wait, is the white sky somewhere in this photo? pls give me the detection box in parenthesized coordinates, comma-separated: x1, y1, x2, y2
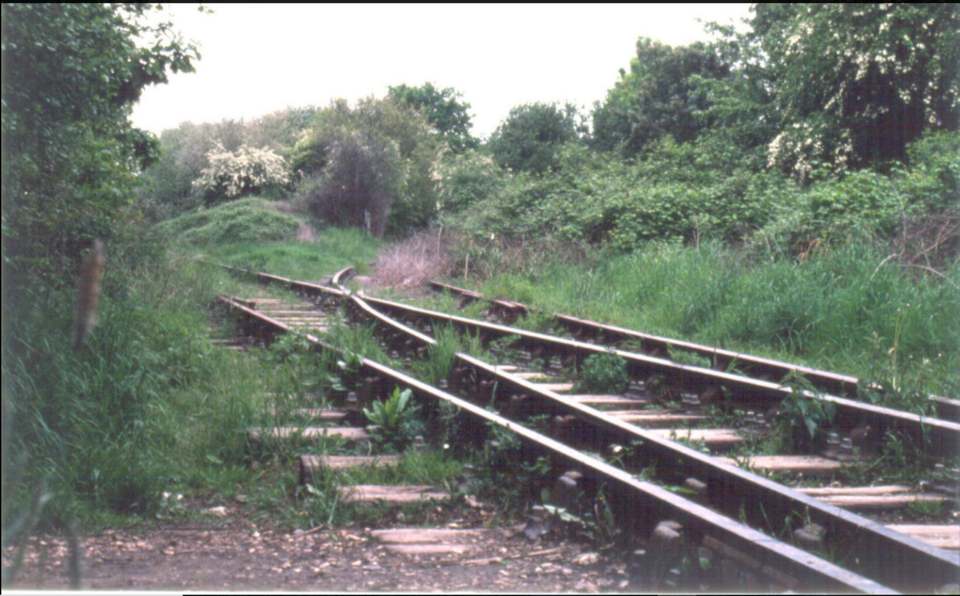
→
(132, 3, 752, 140)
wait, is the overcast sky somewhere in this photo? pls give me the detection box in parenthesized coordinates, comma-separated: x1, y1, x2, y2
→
(131, 3, 752, 140)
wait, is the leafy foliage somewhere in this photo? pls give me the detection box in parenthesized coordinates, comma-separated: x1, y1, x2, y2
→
(1, 3, 198, 281)
(388, 82, 478, 153)
(591, 38, 730, 155)
(363, 387, 424, 452)
(487, 103, 583, 174)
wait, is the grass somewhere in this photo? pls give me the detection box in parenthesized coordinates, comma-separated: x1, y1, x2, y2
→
(203, 228, 381, 281)
(153, 197, 302, 246)
(1, 221, 385, 545)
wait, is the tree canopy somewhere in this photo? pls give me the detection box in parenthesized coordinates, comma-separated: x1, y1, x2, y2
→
(732, 3, 960, 177)
(1, 3, 198, 281)
(591, 38, 730, 156)
(291, 98, 441, 236)
(487, 102, 582, 174)
(388, 83, 478, 153)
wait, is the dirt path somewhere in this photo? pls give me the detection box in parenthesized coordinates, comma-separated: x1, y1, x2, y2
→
(4, 515, 631, 592)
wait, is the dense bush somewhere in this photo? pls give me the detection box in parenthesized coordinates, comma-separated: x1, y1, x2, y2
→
(445, 131, 959, 257)
(446, 140, 773, 248)
(293, 126, 402, 237)
(436, 150, 506, 214)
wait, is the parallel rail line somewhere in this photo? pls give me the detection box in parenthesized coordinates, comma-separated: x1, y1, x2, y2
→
(214, 262, 959, 591)
(354, 291, 959, 458)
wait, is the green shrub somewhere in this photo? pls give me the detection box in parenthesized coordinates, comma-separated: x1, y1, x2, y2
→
(436, 150, 506, 214)
(898, 130, 960, 211)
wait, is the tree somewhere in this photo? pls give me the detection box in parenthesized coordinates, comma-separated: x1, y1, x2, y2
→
(291, 97, 441, 236)
(591, 38, 730, 156)
(751, 4, 960, 177)
(298, 126, 401, 237)
(1, 3, 198, 282)
(137, 120, 246, 218)
(388, 83, 478, 153)
(487, 103, 582, 174)
(243, 106, 321, 154)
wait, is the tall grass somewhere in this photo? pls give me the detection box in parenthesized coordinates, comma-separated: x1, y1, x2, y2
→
(1, 257, 271, 529)
(469, 241, 959, 409)
(2, 220, 384, 539)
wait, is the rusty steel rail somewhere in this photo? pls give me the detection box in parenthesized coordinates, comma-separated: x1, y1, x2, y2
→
(216, 292, 897, 593)
(353, 292, 960, 459)
(430, 280, 857, 393)
(431, 281, 960, 421)
(332, 282, 960, 592)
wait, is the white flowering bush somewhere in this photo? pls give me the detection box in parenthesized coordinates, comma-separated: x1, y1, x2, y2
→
(759, 4, 958, 177)
(192, 143, 291, 203)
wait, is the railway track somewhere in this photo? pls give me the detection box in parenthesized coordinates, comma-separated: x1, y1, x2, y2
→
(213, 262, 959, 592)
(427, 280, 960, 422)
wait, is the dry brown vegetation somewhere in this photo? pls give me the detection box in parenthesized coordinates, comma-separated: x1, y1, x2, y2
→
(372, 230, 453, 289)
